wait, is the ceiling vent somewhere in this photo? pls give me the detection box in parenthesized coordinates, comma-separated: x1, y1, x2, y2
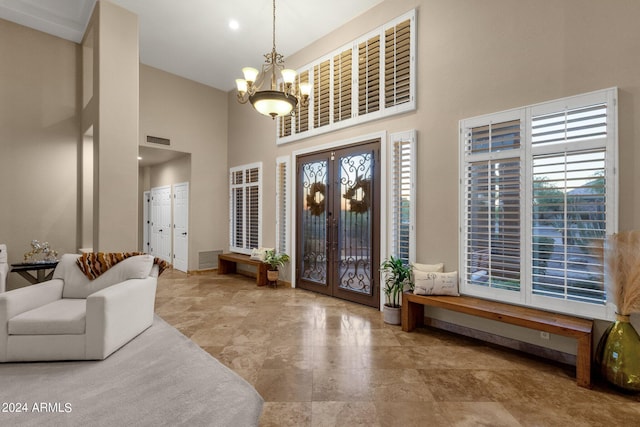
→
(146, 135, 170, 146)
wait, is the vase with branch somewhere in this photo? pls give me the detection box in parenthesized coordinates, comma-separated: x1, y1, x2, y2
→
(596, 230, 640, 391)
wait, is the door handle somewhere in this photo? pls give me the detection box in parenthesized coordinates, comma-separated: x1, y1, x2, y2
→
(159, 229, 163, 232)
(182, 232, 187, 236)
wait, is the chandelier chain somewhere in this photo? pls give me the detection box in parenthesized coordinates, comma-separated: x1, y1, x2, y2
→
(272, 0, 276, 53)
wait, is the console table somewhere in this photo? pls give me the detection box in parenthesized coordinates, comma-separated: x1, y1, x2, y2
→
(11, 261, 59, 284)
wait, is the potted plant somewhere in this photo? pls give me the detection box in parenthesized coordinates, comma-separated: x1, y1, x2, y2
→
(263, 249, 290, 285)
(380, 255, 412, 325)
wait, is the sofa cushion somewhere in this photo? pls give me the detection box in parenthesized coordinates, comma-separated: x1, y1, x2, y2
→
(57, 254, 154, 299)
(8, 299, 87, 335)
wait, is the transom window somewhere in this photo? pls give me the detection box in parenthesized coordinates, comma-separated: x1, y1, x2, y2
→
(278, 10, 416, 144)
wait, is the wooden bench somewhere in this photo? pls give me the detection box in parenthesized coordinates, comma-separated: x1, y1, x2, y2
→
(402, 293, 594, 388)
(217, 253, 268, 286)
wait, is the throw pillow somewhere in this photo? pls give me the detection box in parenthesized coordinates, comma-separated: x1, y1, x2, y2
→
(412, 262, 444, 273)
(413, 270, 459, 296)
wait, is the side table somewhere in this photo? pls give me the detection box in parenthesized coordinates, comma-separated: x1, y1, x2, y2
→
(11, 261, 59, 284)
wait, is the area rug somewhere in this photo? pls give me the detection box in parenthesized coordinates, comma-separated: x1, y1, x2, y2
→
(0, 316, 263, 426)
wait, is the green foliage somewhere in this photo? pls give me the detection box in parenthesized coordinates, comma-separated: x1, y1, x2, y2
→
(263, 250, 290, 271)
(380, 256, 412, 308)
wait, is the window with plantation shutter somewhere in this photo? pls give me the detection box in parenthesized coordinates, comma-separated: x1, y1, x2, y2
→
(296, 70, 310, 133)
(275, 157, 289, 254)
(390, 130, 416, 264)
(333, 48, 352, 123)
(276, 9, 416, 144)
(230, 163, 262, 254)
(384, 18, 412, 108)
(314, 59, 331, 128)
(358, 35, 380, 116)
(460, 88, 618, 320)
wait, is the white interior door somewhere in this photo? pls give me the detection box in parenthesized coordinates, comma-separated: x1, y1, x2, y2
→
(142, 191, 151, 253)
(173, 182, 189, 272)
(151, 185, 172, 263)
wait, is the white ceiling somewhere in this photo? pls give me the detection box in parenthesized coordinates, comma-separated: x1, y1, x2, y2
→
(0, 0, 384, 91)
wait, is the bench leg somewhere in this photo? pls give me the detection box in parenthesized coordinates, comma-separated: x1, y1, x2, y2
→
(256, 263, 268, 286)
(402, 298, 424, 332)
(218, 258, 236, 275)
(576, 333, 592, 388)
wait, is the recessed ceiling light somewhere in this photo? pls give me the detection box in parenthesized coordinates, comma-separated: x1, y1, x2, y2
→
(229, 19, 239, 30)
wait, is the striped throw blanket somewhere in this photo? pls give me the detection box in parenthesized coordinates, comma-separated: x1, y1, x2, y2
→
(76, 252, 171, 280)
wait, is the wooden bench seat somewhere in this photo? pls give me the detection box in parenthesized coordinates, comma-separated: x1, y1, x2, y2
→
(217, 253, 268, 286)
(402, 293, 594, 388)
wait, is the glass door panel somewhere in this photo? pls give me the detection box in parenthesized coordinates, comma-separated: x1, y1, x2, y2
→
(300, 159, 328, 290)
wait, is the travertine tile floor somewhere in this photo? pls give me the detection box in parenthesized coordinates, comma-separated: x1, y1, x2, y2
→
(155, 270, 640, 426)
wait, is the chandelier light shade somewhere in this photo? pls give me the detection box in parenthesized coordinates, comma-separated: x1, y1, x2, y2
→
(235, 0, 310, 119)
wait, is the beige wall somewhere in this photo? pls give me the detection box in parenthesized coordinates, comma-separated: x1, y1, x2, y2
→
(139, 65, 228, 271)
(227, 0, 640, 351)
(0, 19, 79, 288)
(147, 155, 191, 189)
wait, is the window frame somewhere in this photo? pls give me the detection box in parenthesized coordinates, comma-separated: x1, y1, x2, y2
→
(459, 88, 618, 320)
(229, 162, 263, 255)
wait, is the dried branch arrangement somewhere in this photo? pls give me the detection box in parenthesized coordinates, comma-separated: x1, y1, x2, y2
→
(605, 230, 640, 315)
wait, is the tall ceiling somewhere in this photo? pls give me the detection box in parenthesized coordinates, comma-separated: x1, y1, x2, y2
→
(0, 0, 384, 91)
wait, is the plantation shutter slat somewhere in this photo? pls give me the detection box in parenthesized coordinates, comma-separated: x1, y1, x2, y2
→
(279, 82, 292, 138)
(385, 19, 412, 108)
(314, 59, 331, 128)
(333, 49, 352, 123)
(532, 103, 607, 146)
(358, 35, 380, 115)
(275, 159, 288, 254)
(296, 70, 309, 133)
(391, 136, 414, 264)
(468, 120, 521, 154)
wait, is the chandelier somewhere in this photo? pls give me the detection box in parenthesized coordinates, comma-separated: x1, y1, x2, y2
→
(235, 0, 310, 119)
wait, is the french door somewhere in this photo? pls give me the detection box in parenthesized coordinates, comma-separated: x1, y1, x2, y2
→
(296, 140, 380, 307)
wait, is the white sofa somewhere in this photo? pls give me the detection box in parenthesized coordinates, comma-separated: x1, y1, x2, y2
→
(0, 253, 158, 362)
(0, 244, 7, 293)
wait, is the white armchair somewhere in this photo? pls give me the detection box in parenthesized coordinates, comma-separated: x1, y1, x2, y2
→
(0, 253, 158, 362)
(0, 244, 7, 293)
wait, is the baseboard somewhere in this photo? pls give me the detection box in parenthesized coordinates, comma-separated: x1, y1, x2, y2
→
(424, 317, 577, 366)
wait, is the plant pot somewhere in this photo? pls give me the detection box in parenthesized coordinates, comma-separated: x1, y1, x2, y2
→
(596, 314, 640, 391)
(267, 270, 279, 283)
(383, 305, 401, 325)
